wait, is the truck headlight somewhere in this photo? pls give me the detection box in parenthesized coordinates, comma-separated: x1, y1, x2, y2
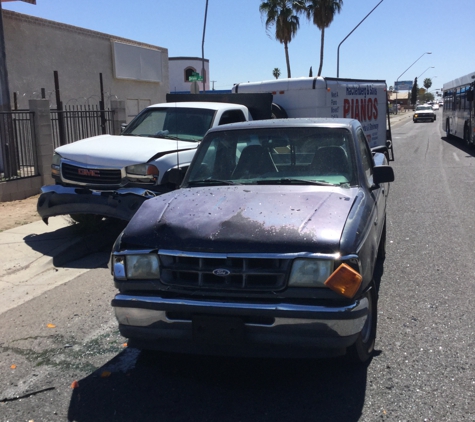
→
(288, 259, 333, 287)
(125, 164, 159, 183)
(51, 152, 62, 176)
(113, 254, 160, 280)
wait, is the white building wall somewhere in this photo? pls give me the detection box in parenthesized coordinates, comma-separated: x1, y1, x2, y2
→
(169, 57, 210, 93)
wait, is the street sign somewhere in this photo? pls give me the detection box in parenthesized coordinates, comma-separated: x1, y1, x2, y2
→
(189, 72, 203, 82)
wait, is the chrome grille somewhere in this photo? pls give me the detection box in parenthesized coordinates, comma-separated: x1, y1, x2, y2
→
(159, 253, 291, 291)
(62, 162, 122, 185)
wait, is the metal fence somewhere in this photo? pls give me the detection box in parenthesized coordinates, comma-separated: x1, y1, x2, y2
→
(1, 105, 115, 183)
(0, 111, 38, 182)
(51, 104, 115, 149)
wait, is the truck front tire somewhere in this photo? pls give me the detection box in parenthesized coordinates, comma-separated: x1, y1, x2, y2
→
(346, 281, 378, 364)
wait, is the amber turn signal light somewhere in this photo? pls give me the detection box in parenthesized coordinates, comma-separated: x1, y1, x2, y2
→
(324, 263, 362, 298)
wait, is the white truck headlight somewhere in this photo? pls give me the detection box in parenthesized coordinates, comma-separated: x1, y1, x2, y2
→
(51, 152, 62, 176)
(114, 254, 160, 279)
(125, 164, 159, 183)
(288, 259, 333, 287)
(126, 163, 159, 176)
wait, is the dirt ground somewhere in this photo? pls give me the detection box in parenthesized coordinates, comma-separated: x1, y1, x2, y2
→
(0, 194, 43, 232)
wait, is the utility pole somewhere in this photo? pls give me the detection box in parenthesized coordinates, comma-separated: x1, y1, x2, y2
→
(337, 0, 384, 78)
(395, 52, 431, 114)
(201, 0, 209, 93)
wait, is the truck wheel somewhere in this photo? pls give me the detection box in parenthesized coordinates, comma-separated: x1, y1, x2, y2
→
(464, 125, 473, 148)
(346, 281, 377, 364)
(271, 103, 288, 119)
(377, 218, 387, 261)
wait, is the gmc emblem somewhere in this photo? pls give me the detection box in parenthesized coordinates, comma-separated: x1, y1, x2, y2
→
(78, 168, 100, 177)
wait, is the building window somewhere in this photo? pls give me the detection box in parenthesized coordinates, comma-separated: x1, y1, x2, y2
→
(185, 67, 196, 82)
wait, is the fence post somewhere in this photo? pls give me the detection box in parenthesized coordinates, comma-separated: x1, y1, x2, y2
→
(110, 100, 126, 135)
(29, 99, 54, 186)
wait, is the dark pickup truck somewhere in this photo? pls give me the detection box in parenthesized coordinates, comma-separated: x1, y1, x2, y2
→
(110, 118, 394, 363)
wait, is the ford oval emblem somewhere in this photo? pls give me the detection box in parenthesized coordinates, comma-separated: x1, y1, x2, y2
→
(213, 268, 230, 277)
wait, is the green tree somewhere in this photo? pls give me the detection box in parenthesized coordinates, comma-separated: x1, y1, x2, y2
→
(260, 0, 302, 78)
(299, 0, 344, 76)
(423, 77, 432, 92)
(419, 88, 434, 104)
(273, 67, 281, 79)
(411, 77, 418, 105)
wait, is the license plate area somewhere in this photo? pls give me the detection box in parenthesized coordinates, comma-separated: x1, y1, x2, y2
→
(192, 315, 245, 345)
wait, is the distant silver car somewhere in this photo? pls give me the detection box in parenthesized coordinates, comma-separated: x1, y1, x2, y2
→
(413, 105, 436, 123)
(432, 103, 440, 110)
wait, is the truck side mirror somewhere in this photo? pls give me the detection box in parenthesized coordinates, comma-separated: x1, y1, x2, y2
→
(167, 167, 187, 187)
(372, 165, 395, 187)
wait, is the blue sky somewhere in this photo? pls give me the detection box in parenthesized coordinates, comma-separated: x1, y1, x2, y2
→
(3, 0, 474, 92)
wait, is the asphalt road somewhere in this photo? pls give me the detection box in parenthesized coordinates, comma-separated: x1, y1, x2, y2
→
(1, 109, 474, 422)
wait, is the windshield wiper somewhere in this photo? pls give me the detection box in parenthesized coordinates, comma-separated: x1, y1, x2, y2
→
(187, 179, 236, 186)
(149, 134, 184, 140)
(255, 178, 336, 186)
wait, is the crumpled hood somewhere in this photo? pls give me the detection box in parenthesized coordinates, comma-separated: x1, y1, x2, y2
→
(55, 135, 198, 167)
(122, 185, 357, 254)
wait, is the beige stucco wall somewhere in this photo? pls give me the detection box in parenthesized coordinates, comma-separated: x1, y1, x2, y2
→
(3, 10, 169, 115)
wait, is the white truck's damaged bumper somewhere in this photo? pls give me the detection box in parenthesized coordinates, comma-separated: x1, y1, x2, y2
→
(112, 294, 369, 358)
(37, 185, 158, 223)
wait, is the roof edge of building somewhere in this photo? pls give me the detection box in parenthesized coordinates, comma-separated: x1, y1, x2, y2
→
(3, 9, 167, 52)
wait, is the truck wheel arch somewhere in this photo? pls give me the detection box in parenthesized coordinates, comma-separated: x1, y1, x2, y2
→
(271, 103, 288, 119)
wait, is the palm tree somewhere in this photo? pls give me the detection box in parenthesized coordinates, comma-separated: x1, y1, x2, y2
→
(273, 68, 281, 79)
(423, 78, 432, 92)
(259, 1, 302, 78)
(300, 0, 344, 76)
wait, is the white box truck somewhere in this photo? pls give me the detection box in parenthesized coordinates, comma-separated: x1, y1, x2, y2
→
(232, 77, 393, 160)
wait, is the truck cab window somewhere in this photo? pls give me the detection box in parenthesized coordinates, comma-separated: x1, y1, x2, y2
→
(218, 110, 246, 125)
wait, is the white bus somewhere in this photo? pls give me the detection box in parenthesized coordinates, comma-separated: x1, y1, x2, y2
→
(442, 71, 475, 146)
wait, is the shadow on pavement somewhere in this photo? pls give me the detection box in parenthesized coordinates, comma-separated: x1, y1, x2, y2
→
(68, 348, 369, 422)
(441, 135, 475, 158)
(23, 219, 127, 268)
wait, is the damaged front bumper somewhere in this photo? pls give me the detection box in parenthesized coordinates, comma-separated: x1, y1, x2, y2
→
(37, 185, 158, 223)
(112, 294, 369, 358)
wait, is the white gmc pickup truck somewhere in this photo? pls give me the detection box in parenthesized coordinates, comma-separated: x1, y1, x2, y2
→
(37, 95, 270, 224)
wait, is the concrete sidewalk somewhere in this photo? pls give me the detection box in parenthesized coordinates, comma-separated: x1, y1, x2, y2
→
(0, 217, 91, 315)
(389, 110, 413, 125)
(0, 217, 125, 316)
